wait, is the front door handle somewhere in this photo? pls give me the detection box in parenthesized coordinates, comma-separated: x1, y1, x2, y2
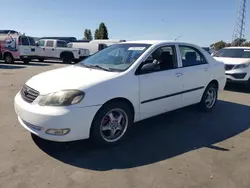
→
(176, 73, 183, 77)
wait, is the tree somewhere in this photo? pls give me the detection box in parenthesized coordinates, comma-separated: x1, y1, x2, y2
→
(210, 40, 226, 51)
(232, 38, 246, 46)
(98, 22, 109, 39)
(94, 29, 100, 39)
(84, 29, 93, 40)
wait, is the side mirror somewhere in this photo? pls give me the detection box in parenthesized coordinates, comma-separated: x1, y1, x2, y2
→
(140, 61, 158, 73)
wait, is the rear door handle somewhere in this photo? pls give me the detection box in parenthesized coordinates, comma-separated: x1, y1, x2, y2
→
(176, 73, 183, 77)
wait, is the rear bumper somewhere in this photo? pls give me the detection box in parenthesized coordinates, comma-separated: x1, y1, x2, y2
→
(79, 56, 88, 60)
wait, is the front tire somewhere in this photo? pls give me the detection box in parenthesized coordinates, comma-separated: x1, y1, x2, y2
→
(199, 83, 218, 112)
(38, 58, 44, 62)
(90, 101, 133, 146)
(4, 53, 14, 64)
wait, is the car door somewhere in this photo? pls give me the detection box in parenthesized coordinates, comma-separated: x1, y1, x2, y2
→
(177, 45, 210, 106)
(138, 45, 183, 120)
(44, 40, 55, 58)
(27, 37, 37, 57)
(55, 40, 67, 58)
(19, 36, 32, 57)
(36, 40, 46, 57)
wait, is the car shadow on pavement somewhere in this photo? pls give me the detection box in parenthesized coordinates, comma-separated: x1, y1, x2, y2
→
(0, 61, 51, 67)
(32, 100, 250, 171)
(0, 64, 26, 69)
(225, 83, 250, 94)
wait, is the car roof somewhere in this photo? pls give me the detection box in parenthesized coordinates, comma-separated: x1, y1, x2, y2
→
(225, 47, 250, 49)
(123, 40, 197, 46)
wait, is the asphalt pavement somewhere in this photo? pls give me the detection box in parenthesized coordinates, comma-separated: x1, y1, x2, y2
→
(0, 61, 250, 188)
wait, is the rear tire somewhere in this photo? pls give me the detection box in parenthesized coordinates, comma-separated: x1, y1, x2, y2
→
(22, 59, 30, 64)
(4, 53, 14, 64)
(62, 54, 73, 64)
(90, 101, 133, 146)
(199, 83, 218, 112)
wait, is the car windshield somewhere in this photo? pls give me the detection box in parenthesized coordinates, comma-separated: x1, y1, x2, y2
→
(78, 43, 151, 72)
(214, 48, 250, 58)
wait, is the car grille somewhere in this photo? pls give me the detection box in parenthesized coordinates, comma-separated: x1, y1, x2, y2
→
(21, 85, 39, 103)
(225, 64, 235, 71)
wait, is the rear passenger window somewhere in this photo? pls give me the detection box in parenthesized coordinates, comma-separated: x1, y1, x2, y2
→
(28, 38, 36, 46)
(21, 37, 29, 46)
(46, 41, 54, 47)
(179, 46, 207, 67)
(56, 41, 67, 47)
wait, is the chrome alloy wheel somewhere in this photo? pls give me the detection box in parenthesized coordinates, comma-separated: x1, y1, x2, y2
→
(204, 87, 217, 108)
(100, 108, 128, 142)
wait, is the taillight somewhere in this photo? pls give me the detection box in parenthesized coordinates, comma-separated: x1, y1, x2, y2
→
(18, 38, 21, 45)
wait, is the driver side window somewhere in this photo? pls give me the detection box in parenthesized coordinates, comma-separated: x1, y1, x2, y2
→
(139, 45, 178, 74)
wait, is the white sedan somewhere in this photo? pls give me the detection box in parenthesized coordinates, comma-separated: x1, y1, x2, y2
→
(14, 41, 226, 145)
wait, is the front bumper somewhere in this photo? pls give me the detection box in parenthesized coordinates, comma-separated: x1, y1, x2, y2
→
(14, 92, 101, 142)
(225, 68, 250, 84)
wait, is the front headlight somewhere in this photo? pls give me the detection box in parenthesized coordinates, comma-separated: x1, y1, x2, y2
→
(234, 62, 250, 69)
(39, 90, 85, 106)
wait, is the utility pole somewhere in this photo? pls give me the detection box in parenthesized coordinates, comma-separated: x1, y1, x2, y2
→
(232, 0, 247, 46)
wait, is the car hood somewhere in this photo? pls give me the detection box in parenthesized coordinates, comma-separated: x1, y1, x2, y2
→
(25, 65, 119, 95)
(214, 57, 250, 65)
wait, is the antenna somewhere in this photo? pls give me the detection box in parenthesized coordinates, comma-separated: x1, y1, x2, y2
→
(232, 0, 247, 46)
(174, 35, 182, 41)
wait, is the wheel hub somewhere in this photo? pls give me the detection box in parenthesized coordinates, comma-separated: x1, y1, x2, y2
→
(100, 108, 128, 143)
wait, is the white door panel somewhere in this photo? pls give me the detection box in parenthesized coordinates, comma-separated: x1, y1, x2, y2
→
(139, 69, 183, 120)
(181, 65, 210, 105)
(177, 45, 211, 106)
(44, 40, 55, 58)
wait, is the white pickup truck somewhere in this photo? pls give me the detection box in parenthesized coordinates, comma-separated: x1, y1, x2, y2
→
(36, 39, 90, 63)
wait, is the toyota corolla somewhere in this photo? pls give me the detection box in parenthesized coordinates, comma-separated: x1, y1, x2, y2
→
(14, 41, 226, 145)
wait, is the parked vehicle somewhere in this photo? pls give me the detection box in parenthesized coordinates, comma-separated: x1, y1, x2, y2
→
(39, 37, 77, 44)
(89, 39, 126, 46)
(14, 41, 226, 145)
(0, 33, 38, 64)
(213, 47, 250, 88)
(67, 39, 125, 55)
(0, 30, 19, 35)
(67, 42, 107, 55)
(202, 47, 211, 54)
(36, 39, 90, 63)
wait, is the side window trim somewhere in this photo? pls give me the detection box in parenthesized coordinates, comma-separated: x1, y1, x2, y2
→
(178, 45, 208, 68)
(135, 45, 178, 75)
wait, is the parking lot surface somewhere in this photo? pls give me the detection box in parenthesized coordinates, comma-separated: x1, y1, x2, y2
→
(1, 61, 250, 188)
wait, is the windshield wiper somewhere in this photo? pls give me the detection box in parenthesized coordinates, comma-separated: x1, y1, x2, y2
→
(83, 64, 111, 71)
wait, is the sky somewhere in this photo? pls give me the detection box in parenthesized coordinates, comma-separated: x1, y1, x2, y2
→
(1, 0, 249, 46)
